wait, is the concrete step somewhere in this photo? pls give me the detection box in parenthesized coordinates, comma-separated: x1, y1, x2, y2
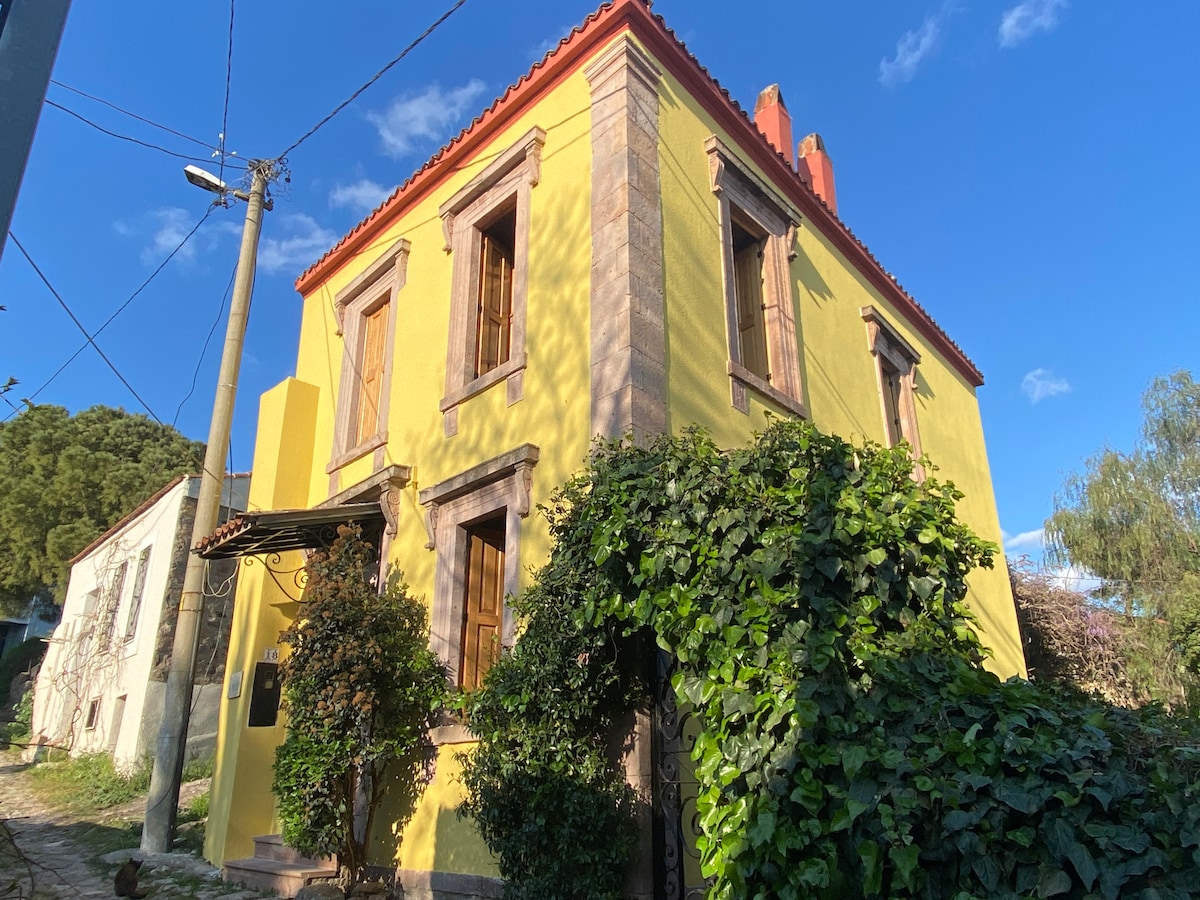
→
(251, 834, 334, 866)
(223, 855, 337, 898)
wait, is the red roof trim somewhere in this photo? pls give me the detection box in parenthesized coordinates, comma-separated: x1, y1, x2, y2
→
(295, 1, 635, 295)
(296, 0, 982, 387)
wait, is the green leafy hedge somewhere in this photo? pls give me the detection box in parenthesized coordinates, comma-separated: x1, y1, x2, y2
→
(459, 421, 1200, 899)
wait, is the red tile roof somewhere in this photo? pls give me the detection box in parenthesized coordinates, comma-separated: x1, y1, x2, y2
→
(295, 0, 983, 387)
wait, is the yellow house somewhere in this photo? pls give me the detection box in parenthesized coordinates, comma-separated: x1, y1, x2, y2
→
(202, 0, 1025, 895)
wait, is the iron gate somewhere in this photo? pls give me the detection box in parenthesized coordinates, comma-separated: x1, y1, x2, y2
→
(651, 648, 710, 899)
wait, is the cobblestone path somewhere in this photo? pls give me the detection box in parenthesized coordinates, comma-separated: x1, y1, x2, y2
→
(0, 751, 281, 899)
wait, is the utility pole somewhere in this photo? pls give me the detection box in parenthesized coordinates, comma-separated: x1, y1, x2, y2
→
(142, 158, 274, 853)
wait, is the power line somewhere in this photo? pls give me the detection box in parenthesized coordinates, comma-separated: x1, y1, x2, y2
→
(49, 79, 219, 152)
(7, 205, 218, 416)
(276, 0, 468, 159)
(217, 0, 235, 185)
(173, 262, 237, 427)
(44, 99, 246, 167)
(8, 233, 164, 424)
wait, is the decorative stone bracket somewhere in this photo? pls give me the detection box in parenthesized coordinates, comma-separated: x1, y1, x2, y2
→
(417, 444, 540, 554)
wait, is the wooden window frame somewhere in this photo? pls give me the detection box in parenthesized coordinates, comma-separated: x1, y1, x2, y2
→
(328, 237, 409, 473)
(459, 516, 506, 689)
(84, 698, 101, 731)
(418, 445, 539, 690)
(438, 127, 545, 436)
(861, 305, 924, 471)
(706, 136, 806, 418)
(99, 560, 127, 647)
(123, 545, 151, 644)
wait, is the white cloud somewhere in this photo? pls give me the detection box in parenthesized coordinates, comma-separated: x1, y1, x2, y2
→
(256, 214, 339, 276)
(1021, 368, 1071, 403)
(329, 179, 393, 214)
(1002, 528, 1045, 553)
(366, 80, 488, 159)
(528, 26, 574, 62)
(879, 12, 944, 87)
(999, 0, 1069, 48)
(139, 207, 200, 265)
(1047, 563, 1102, 594)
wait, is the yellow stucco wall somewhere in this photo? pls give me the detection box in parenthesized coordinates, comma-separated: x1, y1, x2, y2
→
(207, 65, 597, 874)
(205, 378, 319, 864)
(654, 63, 1024, 678)
(208, 27, 1024, 878)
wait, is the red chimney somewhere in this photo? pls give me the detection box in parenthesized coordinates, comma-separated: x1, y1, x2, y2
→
(753, 85, 794, 169)
(796, 133, 837, 215)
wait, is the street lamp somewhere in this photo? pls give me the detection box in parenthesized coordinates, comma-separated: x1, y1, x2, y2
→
(142, 158, 275, 853)
(182, 164, 229, 195)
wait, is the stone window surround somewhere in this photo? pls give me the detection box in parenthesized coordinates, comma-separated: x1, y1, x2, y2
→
(861, 304, 925, 472)
(438, 127, 545, 437)
(327, 237, 410, 474)
(706, 136, 807, 419)
(418, 444, 539, 699)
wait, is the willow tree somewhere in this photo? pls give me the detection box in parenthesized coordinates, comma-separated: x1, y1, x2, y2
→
(1046, 370, 1200, 701)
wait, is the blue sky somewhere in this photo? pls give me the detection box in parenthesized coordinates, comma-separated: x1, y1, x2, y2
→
(2, 0, 1196, 572)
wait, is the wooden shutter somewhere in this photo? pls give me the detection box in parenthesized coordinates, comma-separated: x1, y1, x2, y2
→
(475, 232, 514, 377)
(124, 546, 151, 641)
(882, 362, 905, 446)
(461, 520, 505, 689)
(355, 303, 387, 446)
(734, 240, 770, 380)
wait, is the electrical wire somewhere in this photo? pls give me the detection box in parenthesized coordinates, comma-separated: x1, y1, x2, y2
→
(49, 79, 219, 152)
(173, 262, 237, 427)
(275, 0, 468, 158)
(8, 233, 164, 424)
(217, 0, 235, 185)
(44, 99, 246, 167)
(7, 205, 218, 417)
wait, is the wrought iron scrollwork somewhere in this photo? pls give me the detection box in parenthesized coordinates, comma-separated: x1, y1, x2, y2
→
(242, 553, 309, 602)
(653, 648, 710, 899)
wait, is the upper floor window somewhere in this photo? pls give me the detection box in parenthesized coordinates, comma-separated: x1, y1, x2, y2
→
(328, 238, 409, 472)
(475, 206, 517, 378)
(438, 127, 544, 436)
(706, 137, 806, 418)
(99, 561, 127, 647)
(124, 546, 151, 643)
(861, 305, 924, 466)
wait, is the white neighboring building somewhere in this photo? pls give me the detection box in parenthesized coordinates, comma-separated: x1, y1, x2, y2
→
(29, 473, 250, 770)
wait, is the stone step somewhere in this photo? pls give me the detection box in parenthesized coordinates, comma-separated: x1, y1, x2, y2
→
(251, 834, 334, 867)
(223, 855, 337, 899)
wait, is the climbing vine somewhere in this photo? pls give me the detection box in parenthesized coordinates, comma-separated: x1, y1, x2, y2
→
(459, 420, 1200, 899)
(272, 526, 447, 887)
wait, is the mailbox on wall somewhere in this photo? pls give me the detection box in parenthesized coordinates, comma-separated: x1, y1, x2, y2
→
(247, 661, 280, 727)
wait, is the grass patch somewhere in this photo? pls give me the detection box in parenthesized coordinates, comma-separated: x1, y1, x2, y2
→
(181, 755, 213, 782)
(30, 753, 150, 813)
(180, 790, 209, 822)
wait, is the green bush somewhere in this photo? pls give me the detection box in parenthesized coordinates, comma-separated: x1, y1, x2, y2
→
(0, 686, 33, 748)
(459, 420, 1200, 899)
(272, 526, 448, 886)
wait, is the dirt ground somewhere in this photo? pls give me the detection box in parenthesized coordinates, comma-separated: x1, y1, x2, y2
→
(0, 749, 280, 899)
